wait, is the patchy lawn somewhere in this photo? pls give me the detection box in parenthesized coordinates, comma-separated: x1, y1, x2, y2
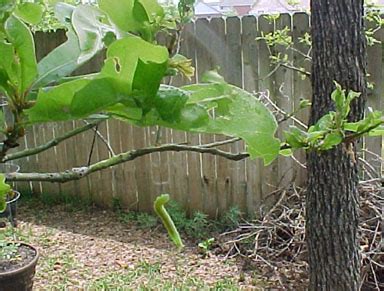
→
(1, 199, 269, 290)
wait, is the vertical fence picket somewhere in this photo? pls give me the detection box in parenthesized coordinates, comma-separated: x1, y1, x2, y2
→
(39, 124, 61, 196)
(210, 17, 232, 215)
(119, 123, 139, 211)
(275, 14, 294, 188)
(242, 15, 263, 215)
(366, 26, 383, 176)
(257, 15, 280, 208)
(292, 13, 311, 186)
(195, 18, 218, 216)
(225, 17, 247, 212)
(181, 22, 204, 214)
(132, 125, 153, 212)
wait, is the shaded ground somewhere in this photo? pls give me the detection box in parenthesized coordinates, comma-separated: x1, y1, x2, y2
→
(4, 200, 270, 290)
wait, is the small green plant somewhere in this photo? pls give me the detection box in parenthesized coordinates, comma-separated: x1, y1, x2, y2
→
(218, 206, 242, 231)
(118, 211, 137, 224)
(0, 241, 20, 262)
(165, 200, 210, 239)
(198, 237, 215, 255)
(118, 211, 158, 228)
(136, 213, 158, 229)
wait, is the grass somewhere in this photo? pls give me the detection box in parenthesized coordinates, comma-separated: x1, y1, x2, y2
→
(0, 195, 264, 290)
(88, 264, 240, 290)
(0, 195, 268, 290)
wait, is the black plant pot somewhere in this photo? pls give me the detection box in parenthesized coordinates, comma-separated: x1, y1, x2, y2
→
(0, 191, 20, 227)
(0, 242, 39, 291)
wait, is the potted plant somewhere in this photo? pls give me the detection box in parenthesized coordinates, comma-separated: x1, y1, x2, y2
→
(0, 174, 39, 290)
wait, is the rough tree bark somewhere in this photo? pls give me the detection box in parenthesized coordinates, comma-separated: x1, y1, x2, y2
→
(307, 1, 366, 290)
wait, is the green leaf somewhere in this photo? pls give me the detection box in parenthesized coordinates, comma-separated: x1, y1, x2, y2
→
(344, 122, 360, 132)
(26, 78, 91, 123)
(153, 85, 189, 122)
(320, 132, 343, 150)
(331, 82, 345, 112)
(34, 30, 82, 89)
(72, 5, 112, 63)
(368, 126, 384, 136)
(284, 126, 308, 148)
(135, 0, 164, 23)
(14, 3, 43, 25)
(183, 84, 280, 165)
(279, 148, 293, 156)
(0, 173, 11, 213)
(70, 77, 132, 117)
(299, 99, 311, 109)
(28, 76, 135, 123)
(99, 0, 163, 40)
(101, 36, 168, 98)
(0, 0, 14, 17)
(311, 114, 334, 131)
(33, 4, 110, 89)
(0, 40, 17, 93)
(107, 103, 143, 121)
(4, 15, 37, 94)
(99, 0, 136, 32)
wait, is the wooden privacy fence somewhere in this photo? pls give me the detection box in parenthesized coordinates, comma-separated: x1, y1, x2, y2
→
(14, 13, 383, 217)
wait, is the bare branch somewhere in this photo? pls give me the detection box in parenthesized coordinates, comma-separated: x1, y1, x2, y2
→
(199, 137, 241, 148)
(3, 120, 103, 162)
(83, 120, 116, 156)
(289, 46, 312, 61)
(6, 143, 250, 183)
(257, 90, 308, 129)
(279, 63, 311, 77)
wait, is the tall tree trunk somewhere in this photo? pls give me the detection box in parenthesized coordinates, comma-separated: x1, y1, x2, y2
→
(307, 1, 367, 290)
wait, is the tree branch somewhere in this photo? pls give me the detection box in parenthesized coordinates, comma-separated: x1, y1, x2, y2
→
(279, 63, 311, 77)
(3, 120, 103, 162)
(6, 143, 250, 183)
(83, 120, 116, 156)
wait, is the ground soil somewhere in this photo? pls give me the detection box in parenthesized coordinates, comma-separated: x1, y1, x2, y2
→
(9, 202, 268, 289)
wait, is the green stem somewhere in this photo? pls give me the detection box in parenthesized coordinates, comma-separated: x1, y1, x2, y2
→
(154, 194, 184, 249)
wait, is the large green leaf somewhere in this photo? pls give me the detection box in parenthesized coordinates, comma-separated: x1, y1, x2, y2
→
(70, 77, 133, 117)
(26, 79, 91, 123)
(0, 0, 14, 21)
(72, 5, 112, 63)
(181, 84, 280, 164)
(4, 15, 37, 94)
(14, 2, 43, 25)
(137, 0, 164, 23)
(33, 4, 110, 89)
(99, 0, 163, 40)
(27, 76, 134, 122)
(101, 36, 168, 98)
(0, 40, 17, 94)
(33, 30, 82, 89)
(99, 0, 137, 32)
(153, 85, 189, 122)
(120, 83, 280, 165)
